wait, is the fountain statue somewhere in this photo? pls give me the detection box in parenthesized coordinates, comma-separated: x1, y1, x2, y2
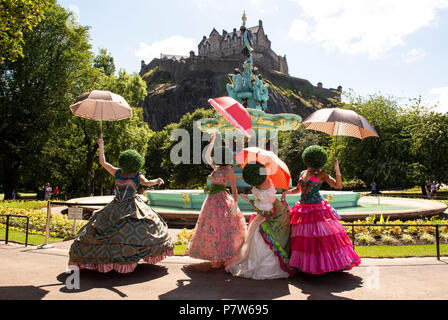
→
(147, 13, 360, 215)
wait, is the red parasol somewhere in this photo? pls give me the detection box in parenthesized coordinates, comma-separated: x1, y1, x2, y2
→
(235, 147, 291, 190)
(208, 97, 252, 137)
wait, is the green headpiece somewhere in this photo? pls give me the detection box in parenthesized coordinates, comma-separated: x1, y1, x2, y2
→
(118, 149, 144, 174)
(242, 162, 267, 186)
(302, 145, 328, 170)
(212, 146, 234, 166)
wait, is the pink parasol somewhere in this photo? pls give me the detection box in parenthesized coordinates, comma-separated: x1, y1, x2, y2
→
(208, 97, 252, 137)
(236, 147, 291, 190)
(70, 90, 132, 133)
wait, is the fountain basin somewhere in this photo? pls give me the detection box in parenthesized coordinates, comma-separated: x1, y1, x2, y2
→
(146, 190, 360, 211)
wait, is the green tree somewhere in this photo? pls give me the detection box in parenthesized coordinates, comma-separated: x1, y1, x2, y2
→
(93, 48, 115, 76)
(0, 3, 93, 199)
(278, 128, 331, 185)
(149, 108, 216, 189)
(334, 93, 412, 189)
(0, 0, 54, 63)
(407, 107, 448, 192)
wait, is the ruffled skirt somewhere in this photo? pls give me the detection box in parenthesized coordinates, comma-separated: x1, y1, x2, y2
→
(186, 191, 246, 263)
(68, 196, 174, 274)
(289, 200, 360, 275)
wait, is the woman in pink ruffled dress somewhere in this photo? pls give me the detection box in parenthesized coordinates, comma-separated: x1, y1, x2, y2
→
(282, 145, 360, 275)
(185, 133, 247, 269)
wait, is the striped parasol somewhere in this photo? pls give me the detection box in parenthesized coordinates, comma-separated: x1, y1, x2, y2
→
(303, 108, 379, 139)
(208, 96, 252, 137)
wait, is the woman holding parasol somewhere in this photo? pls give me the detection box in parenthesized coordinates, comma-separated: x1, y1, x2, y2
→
(282, 145, 360, 275)
(67, 138, 174, 274)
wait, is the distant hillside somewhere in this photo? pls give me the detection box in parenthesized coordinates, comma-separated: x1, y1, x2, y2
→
(138, 54, 341, 131)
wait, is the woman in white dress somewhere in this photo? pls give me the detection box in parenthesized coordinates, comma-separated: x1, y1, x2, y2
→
(225, 163, 295, 280)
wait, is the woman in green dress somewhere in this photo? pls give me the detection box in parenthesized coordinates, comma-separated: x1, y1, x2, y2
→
(68, 137, 174, 274)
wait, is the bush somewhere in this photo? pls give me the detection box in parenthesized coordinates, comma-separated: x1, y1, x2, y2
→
(175, 228, 194, 245)
(355, 233, 376, 246)
(342, 179, 367, 191)
(0, 205, 87, 239)
(0, 201, 48, 210)
(380, 234, 399, 245)
(400, 234, 416, 244)
(440, 233, 448, 244)
(419, 233, 436, 244)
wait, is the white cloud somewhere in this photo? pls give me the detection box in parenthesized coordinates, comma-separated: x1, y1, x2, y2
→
(289, 0, 448, 59)
(289, 19, 310, 41)
(426, 87, 448, 113)
(404, 48, 427, 64)
(135, 36, 196, 62)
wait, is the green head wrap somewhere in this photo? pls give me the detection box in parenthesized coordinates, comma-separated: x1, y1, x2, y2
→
(302, 145, 328, 170)
(242, 162, 267, 186)
(118, 149, 144, 174)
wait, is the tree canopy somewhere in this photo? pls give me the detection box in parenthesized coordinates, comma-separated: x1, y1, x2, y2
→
(0, 0, 54, 63)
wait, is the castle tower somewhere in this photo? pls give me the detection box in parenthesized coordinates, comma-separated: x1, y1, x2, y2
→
(198, 19, 289, 75)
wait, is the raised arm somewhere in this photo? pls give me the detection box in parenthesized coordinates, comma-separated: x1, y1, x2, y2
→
(139, 175, 164, 188)
(205, 132, 217, 170)
(227, 169, 240, 216)
(281, 184, 301, 202)
(322, 158, 343, 190)
(227, 169, 238, 204)
(98, 137, 118, 177)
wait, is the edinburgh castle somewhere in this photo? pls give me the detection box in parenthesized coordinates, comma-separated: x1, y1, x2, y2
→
(139, 19, 340, 131)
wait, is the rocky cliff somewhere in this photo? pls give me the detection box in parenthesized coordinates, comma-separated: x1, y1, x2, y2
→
(138, 54, 340, 131)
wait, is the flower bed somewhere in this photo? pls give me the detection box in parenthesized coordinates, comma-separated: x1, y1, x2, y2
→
(342, 215, 448, 246)
(0, 201, 87, 239)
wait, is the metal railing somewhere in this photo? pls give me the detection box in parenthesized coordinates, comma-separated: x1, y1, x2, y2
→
(40, 201, 108, 248)
(39, 201, 448, 262)
(1, 215, 30, 247)
(341, 223, 448, 260)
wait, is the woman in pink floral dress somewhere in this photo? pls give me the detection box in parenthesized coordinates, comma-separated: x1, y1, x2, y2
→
(186, 133, 247, 269)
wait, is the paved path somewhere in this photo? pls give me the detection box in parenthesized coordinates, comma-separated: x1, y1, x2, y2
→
(1, 242, 447, 300)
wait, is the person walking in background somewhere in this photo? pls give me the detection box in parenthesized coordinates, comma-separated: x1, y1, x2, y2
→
(186, 132, 247, 270)
(370, 181, 377, 195)
(426, 181, 432, 199)
(53, 186, 60, 200)
(44, 183, 52, 201)
(431, 181, 439, 199)
(11, 189, 16, 201)
(282, 145, 361, 275)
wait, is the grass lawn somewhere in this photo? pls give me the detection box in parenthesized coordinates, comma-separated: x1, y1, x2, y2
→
(174, 244, 187, 256)
(354, 244, 448, 258)
(0, 228, 64, 246)
(0, 193, 38, 200)
(2, 228, 447, 259)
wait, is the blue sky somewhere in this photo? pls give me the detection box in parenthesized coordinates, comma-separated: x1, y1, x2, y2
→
(58, 0, 448, 112)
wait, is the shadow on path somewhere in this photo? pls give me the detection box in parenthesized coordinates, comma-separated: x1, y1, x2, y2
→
(288, 271, 363, 300)
(160, 263, 290, 300)
(0, 286, 50, 300)
(56, 264, 168, 298)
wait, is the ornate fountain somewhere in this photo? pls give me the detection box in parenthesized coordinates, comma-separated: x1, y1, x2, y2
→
(146, 13, 360, 215)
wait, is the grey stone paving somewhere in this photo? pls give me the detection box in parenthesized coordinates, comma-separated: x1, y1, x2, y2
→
(0, 243, 447, 300)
